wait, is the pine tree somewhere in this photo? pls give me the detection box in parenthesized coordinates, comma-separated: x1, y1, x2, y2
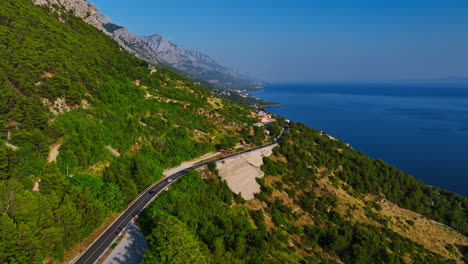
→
(40, 162, 66, 196)
(99, 183, 124, 212)
(143, 211, 208, 264)
(75, 146, 88, 166)
(0, 212, 18, 263)
(56, 197, 81, 249)
(0, 142, 9, 179)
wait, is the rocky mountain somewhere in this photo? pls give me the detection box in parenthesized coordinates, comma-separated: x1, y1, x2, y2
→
(140, 34, 226, 73)
(32, 0, 163, 65)
(89, 2, 110, 25)
(105, 25, 163, 66)
(32, 0, 107, 32)
(32, 0, 263, 92)
(139, 34, 263, 91)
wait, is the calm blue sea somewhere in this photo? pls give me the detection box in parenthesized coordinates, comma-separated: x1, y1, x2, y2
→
(254, 83, 468, 197)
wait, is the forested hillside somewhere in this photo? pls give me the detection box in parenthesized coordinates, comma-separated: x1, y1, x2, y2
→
(0, 0, 263, 262)
(139, 122, 468, 263)
(1, 0, 467, 263)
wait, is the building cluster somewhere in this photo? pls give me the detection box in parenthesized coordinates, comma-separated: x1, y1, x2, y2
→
(253, 110, 275, 127)
(233, 89, 250, 97)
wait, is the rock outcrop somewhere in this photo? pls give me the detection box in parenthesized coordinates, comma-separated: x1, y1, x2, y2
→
(138, 34, 260, 91)
(31, 0, 163, 65)
(109, 27, 162, 66)
(140, 34, 226, 73)
(32, 0, 107, 32)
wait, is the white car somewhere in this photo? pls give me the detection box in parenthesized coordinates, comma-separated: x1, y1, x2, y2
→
(166, 178, 173, 183)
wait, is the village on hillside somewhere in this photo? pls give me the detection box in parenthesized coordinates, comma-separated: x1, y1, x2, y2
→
(252, 110, 275, 127)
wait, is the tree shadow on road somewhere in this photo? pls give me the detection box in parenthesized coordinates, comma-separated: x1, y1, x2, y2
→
(105, 220, 148, 264)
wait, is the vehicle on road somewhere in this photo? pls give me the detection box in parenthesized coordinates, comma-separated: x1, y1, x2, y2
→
(74, 127, 288, 264)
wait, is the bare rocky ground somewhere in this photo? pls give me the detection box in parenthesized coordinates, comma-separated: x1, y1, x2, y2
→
(106, 145, 121, 157)
(217, 144, 277, 200)
(48, 138, 63, 162)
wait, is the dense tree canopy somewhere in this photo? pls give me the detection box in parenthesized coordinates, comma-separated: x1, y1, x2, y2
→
(278, 122, 468, 237)
(138, 166, 456, 263)
(0, 0, 258, 262)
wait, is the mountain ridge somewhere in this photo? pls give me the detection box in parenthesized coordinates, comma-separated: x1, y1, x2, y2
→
(140, 34, 225, 72)
(90, 3, 265, 92)
(31, 0, 263, 92)
(31, 0, 107, 32)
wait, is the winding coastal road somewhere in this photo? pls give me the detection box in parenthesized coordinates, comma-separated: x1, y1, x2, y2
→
(74, 127, 288, 264)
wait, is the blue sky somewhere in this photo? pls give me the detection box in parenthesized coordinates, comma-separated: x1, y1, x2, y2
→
(92, 0, 468, 83)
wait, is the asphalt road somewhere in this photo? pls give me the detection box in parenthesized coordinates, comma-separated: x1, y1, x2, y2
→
(74, 127, 288, 264)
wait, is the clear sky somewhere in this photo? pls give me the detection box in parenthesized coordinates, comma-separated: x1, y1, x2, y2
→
(91, 0, 468, 83)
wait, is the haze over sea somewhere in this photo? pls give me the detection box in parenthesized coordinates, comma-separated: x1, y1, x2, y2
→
(254, 84, 468, 197)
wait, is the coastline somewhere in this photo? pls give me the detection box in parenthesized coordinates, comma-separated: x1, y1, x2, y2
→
(262, 103, 281, 107)
(246, 83, 468, 198)
(249, 87, 281, 107)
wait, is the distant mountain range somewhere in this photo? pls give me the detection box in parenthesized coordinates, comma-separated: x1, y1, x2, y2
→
(106, 26, 265, 92)
(404, 76, 468, 85)
(32, 0, 264, 92)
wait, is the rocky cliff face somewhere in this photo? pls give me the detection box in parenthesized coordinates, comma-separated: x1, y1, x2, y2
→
(140, 35, 226, 73)
(89, 2, 110, 25)
(138, 34, 262, 91)
(32, 0, 107, 32)
(109, 27, 162, 66)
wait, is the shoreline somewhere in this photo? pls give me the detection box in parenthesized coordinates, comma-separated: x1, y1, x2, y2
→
(262, 103, 281, 107)
(246, 83, 468, 198)
(249, 87, 281, 107)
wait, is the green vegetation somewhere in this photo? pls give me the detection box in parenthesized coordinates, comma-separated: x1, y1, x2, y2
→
(0, 0, 466, 263)
(0, 0, 258, 262)
(139, 121, 466, 263)
(261, 122, 466, 262)
(139, 169, 453, 263)
(142, 210, 209, 264)
(166, 68, 276, 109)
(278, 122, 468, 237)
(139, 170, 305, 263)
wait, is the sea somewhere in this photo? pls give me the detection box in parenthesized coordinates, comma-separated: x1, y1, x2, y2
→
(253, 83, 468, 198)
